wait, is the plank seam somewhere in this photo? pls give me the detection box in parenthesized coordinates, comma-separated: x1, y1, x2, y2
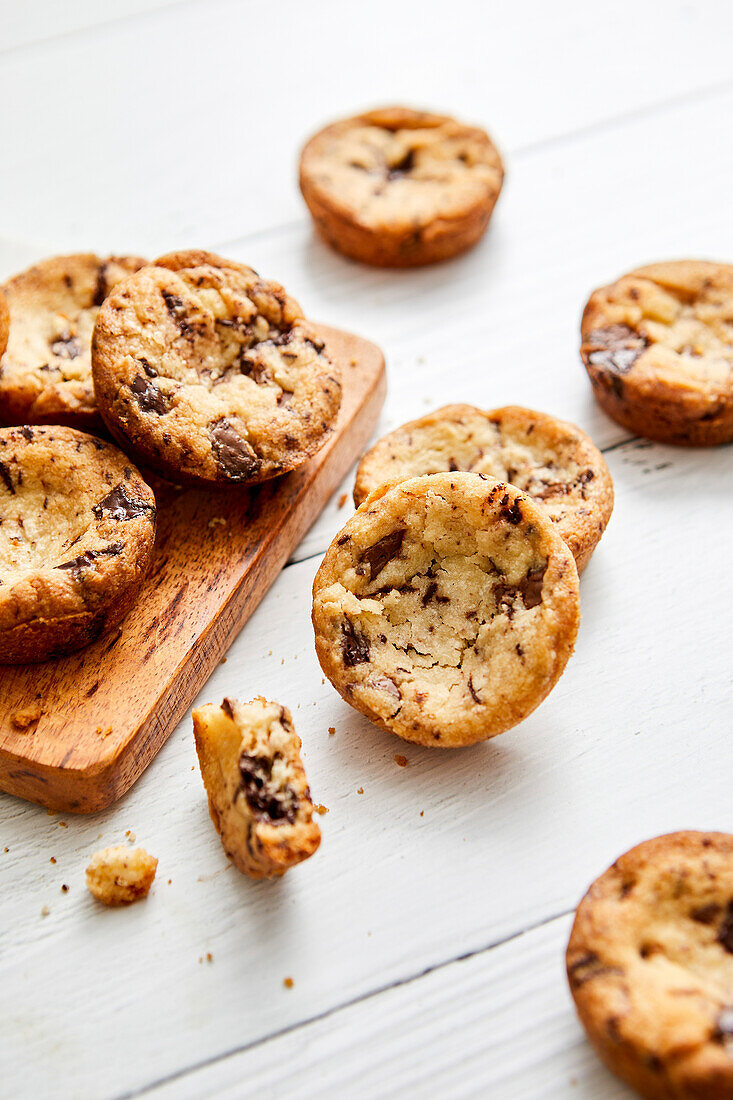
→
(116, 905, 574, 1100)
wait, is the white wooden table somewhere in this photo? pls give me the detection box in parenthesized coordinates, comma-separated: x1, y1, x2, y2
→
(1, 3, 732, 1096)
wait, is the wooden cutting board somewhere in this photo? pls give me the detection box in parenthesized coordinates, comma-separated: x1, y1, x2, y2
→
(0, 324, 385, 814)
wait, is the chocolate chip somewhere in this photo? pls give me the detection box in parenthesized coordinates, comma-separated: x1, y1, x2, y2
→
(162, 289, 193, 334)
(360, 528, 405, 580)
(56, 542, 124, 572)
(467, 676, 482, 704)
(387, 149, 415, 180)
(422, 580, 438, 605)
(130, 374, 168, 414)
(691, 903, 721, 925)
(368, 675, 400, 699)
(717, 901, 733, 953)
(0, 460, 15, 494)
(341, 619, 370, 666)
(209, 418, 261, 481)
(51, 332, 82, 360)
(93, 261, 111, 306)
(20, 427, 33, 442)
(237, 753, 297, 824)
(93, 485, 155, 522)
(567, 952, 624, 989)
(585, 324, 649, 375)
(498, 494, 523, 525)
(495, 565, 546, 613)
(138, 357, 157, 378)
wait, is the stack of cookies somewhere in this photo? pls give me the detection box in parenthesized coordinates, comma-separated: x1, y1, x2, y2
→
(0, 250, 342, 662)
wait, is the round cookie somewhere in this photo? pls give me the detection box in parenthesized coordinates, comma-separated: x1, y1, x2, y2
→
(299, 106, 504, 267)
(0, 253, 147, 430)
(0, 425, 156, 663)
(354, 405, 614, 573)
(312, 472, 579, 748)
(581, 260, 733, 446)
(567, 831, 733, 1100)
(91, 250, 342, 486)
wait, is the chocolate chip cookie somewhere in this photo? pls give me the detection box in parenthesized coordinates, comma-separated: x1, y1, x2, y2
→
(193, 697, 321, 879)
(581, 261, 733, 445)
(0, 253, 146, 430)
(312, 472, 579, 748)
(567, 832, 733, 1100)
(354, 405, 614, 573)
(92, 250, 342, 485)
(0, 425, 156, 663)
(299, 107, 504, 267)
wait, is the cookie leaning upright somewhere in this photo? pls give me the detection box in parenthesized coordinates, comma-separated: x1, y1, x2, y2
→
(354, 404, 614, 573)
(0, 426, 156, 663)
(92, 250, 342, 485)
(0, 253, 146, 430)
(567, 832, 733, 1100)
(581, 260, 733, 445)
(299, 107, 504, 267)
(312, 472, 579, 748)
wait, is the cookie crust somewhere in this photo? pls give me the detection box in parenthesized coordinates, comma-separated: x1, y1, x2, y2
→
(567, 831, 733, 1100)
(581, 260, 733, 445)
(193, 697, 321, 879)
(0, 425, 156, 663)
(92, 250, 342, 485)
(0, 253, 146, 430)
(299, 106, 504, 267)
(354, 404, 614, 573)
(312, 472, 580, 748)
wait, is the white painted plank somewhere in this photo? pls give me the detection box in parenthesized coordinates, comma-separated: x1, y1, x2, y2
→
(1, 0, 733, 253)
(1, 435, 731, 1099)
(141, 915, 634, 1100)
(0, 0, 188, 53)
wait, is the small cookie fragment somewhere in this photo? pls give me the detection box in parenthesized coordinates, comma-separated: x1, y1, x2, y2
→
(567, 831, 733, 1099)
(92, 249, 342, 486)
(0, 253, 146, 429)
(0, 425, 156, 663)
(354, 404, 614, 572)
(193, 697, 321, 879)
(299, 106, 504, 267)
(86, 845, 158, 906)
(581, 260, 733, 445)
(312, 472, 580, 748)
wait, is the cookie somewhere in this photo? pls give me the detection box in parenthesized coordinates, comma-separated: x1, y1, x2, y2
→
(86, 846, 158, 906)
(354, 404, 613, 573)
(312, 472, 579, 748)
(92, 250, 342, 485)
(299, 106, 504, 267)
(0, 253, 147, 430)
(0, 425, 156, 663)
(581, 260, 733, 445)
(567, 831, 733, 1100)
(193, 697, 321, 879)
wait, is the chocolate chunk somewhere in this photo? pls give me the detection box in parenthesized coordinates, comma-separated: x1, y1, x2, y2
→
(498, 494, 523, 525)
(93, 485, 155, 522)
(93, 262, 111, 306)
(717, 901, 733, 953)
(387, 149, 415, 180)
(237, 753, 297, 824)
(130, 374, 168, 414)
(360, 528, 405, 580)
(0, 460, 15, 495)
(531, 481, 569, 500)
(467, 676, 482, 704)
(691, 903, 721, 925)
(495, 565, 546, 613)
(422, 580, 438, 605)
(161, 289, 193, 334)
(341, 619, 370, 666)
(368, 674, 400, 699)
(221, 698, 235, 719)
(20, 427, 33, 442)
(51, 332, 82, 360)
(57, 542, 124, 571)
(209, 418, 261, 481)
(567, 952, 624, 989)
(586, 324, 649, 374)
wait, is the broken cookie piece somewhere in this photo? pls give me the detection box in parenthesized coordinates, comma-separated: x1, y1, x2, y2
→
(193, 697, 321, 879)
(86, 846, 158, 906)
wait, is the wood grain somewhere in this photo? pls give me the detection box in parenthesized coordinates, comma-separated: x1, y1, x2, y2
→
(0, 323, 385, 813)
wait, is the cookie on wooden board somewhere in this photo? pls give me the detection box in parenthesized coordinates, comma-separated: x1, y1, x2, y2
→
(92, 250, 342, 485)
(0, 425, 156, 663)
(354, 404, 613, 572)
(312, 472, 579, 748)
(581, 260, 733, 445)
(0, 253, 146, 430)
(193, 697, 321, 879)
(567, 831, 733, 1099)
(299, 106, 504, 267)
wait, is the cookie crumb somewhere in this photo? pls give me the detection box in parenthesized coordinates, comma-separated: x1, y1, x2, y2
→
(50, 856, 56, 863)
(125, 831, 136, 843)
(328, 726, 336, 736)
(61, 884, 69, 893)
(94, 726, 113, 738)
(58, 821, 67, 828)
(357, 787, 364, 795)
(3, 847, 8, 853)
(220, 657, 227, 664)
(206, 952, 213, 963)
(394, 754, 408, 767)
(338, 493, 348, 508)
(283, 977, 294, 989)
(208, 516, 227, 528)
(40, 906, 50, 917)
(86, 846, 158, 907)
(420, 811, 424, 817)
(11, 705, 41, 730)
(315, 804, 329, 815)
